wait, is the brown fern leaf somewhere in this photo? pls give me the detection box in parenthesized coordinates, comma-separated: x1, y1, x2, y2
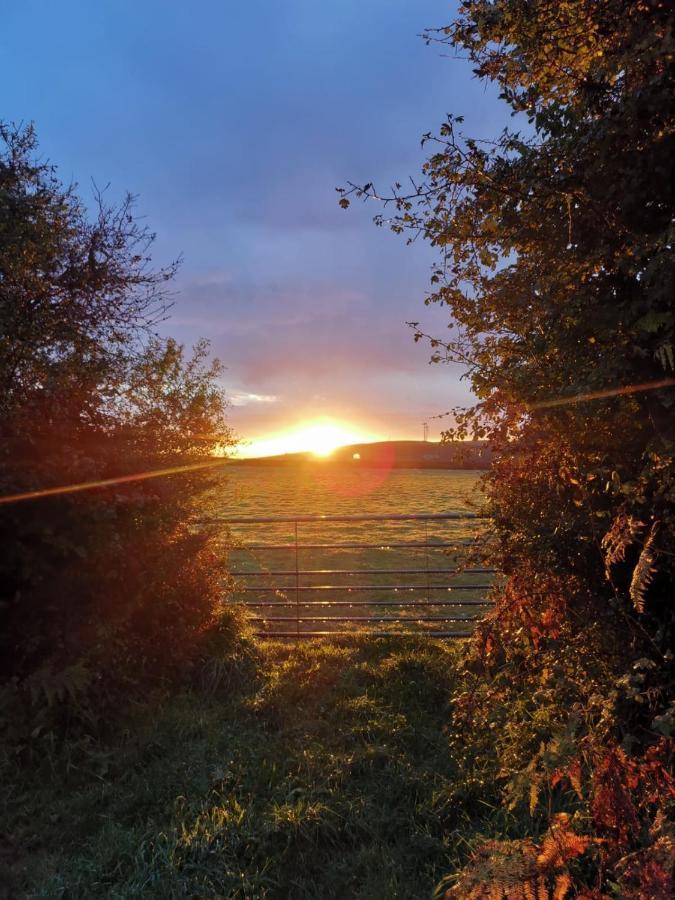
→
(601, 513, 643, 581)
(568, 759, 583, 800)
(445, 818, 595, 900)
(506, 884, 533, 900)
(521, 881, 537, 900)
(629, 521, 659, 614)
(561, 831, 592, 857)
(444, 839, 538, 898)
(537, 833, 564, 870)
(536, 814, 594, 893)
(553, 873, 572, 900)
(591, 748, 641, 842)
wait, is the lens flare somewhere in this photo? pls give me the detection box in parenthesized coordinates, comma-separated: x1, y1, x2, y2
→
(530, 377, 675, 411)
(0, 459, 227, 506)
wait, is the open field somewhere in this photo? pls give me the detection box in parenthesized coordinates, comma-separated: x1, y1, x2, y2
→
(203, 466, 491, 637)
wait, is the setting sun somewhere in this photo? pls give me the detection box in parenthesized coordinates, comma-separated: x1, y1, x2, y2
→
(238, 419, 379, 459)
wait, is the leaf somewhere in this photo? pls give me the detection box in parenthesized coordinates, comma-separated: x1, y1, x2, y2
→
(569, 759, 583, 800)
(601, 513, 644, 580)
(553, 873, 572, 899)
(629, 521, 659, 614)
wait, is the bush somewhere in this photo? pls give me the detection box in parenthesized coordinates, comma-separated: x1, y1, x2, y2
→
(0, 123, 241, 742)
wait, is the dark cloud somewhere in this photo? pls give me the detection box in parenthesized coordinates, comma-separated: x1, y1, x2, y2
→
(171, 275, 426, 384)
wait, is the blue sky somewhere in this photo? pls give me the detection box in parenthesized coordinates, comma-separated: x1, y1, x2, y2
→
(2, 1, 506, 448)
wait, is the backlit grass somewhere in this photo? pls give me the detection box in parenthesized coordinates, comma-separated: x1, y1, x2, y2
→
(2, 637, 501, 899)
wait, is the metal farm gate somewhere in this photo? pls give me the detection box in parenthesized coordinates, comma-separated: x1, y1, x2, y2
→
(217, 512, 494, 638)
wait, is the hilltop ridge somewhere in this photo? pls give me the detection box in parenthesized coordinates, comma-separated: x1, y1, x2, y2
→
(234, 439, 491, 469)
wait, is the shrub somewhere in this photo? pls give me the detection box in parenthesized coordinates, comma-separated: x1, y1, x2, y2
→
(0, 123, 241, 742)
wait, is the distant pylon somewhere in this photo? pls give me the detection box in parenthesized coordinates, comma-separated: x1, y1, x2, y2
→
(423, 421, 429, 442)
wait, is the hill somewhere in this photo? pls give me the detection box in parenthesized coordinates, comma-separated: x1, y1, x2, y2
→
(235, 440, 491, 469)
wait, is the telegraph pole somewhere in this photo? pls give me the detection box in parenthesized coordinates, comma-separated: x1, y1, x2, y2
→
(422, 421, 429, 442)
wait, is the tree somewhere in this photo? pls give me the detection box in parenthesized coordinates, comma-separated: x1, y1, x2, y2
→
(343, 0, 674, 655)
(342, 1, 674, 894)
(0, 124, 237, 729)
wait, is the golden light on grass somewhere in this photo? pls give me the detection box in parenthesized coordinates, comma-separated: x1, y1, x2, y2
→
(240, 418, 378, 459)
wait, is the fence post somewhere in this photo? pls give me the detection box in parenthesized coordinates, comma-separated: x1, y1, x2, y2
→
(424, 519, 430, 603)
(294, 520, 300, 639)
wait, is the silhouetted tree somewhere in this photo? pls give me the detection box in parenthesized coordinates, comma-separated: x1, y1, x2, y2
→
(0, 124, 235, 719)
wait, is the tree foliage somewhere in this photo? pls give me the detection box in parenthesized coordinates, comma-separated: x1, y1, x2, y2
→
(0, 124, 237, 740)
(342, 0, 674, 894)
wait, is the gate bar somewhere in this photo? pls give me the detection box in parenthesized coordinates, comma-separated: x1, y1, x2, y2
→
(208, 512, 482, 524)
(256, 631, 474, 638)
(218, 510, 492, 639)
(252, 615, 480, 623)
(238, 583, 492, 592)
(235, 567, 495, 576)
(238, 599, 492, 607)
(240, 540, 480, 550)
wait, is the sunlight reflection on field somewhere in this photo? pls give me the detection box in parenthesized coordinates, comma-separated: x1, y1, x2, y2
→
(208, 464, 483, 516)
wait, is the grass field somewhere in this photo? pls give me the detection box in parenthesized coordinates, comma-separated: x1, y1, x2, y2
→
(2, 637, 505, 899)
(206, 466, 491, 637)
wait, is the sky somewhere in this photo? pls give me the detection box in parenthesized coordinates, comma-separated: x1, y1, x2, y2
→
(2, 1, 506, 455)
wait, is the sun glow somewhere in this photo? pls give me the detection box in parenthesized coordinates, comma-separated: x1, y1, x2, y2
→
(239, 419, 378, 459)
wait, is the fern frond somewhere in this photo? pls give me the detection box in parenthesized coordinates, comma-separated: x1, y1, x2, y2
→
(25, 661, 92, 707)
(553, 873, 572, 900)
(537, 833, 563, 870)
(629, 521, 659, 614)
(568, 759, 583, 800)
(522, 881, 536, 900)
(601, 513, 644, 581)
(443, 815, 595, 899)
